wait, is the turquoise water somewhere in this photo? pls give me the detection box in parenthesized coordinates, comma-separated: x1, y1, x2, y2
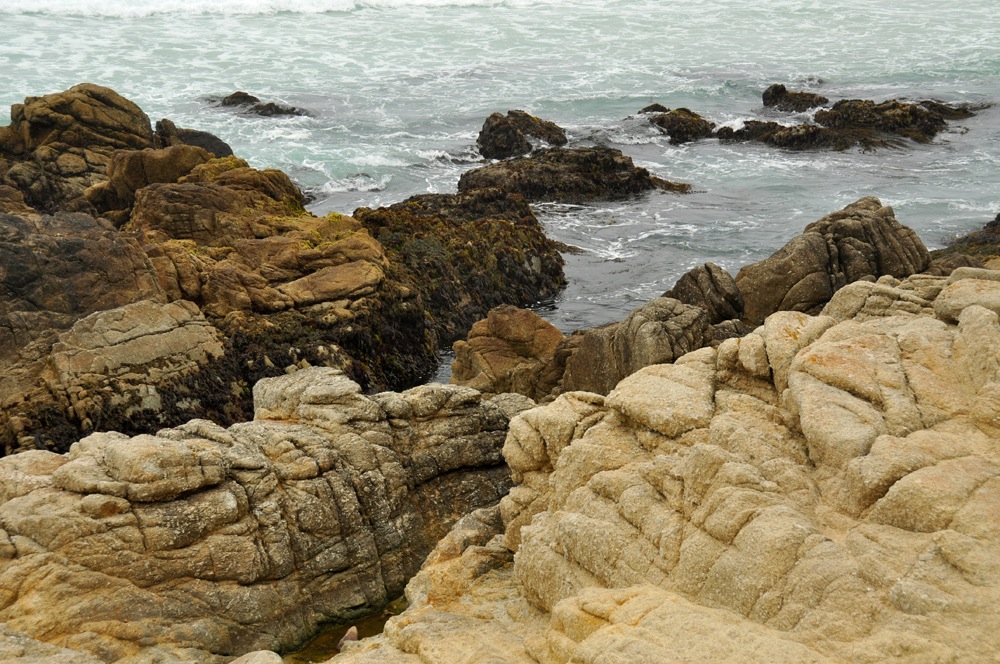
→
(2, 0, 998, 332)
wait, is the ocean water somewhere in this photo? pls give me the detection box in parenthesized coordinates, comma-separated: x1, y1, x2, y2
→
(2, 0, 998, 335)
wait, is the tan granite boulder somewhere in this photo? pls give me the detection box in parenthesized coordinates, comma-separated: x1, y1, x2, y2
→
(333, 271, 1000, 664)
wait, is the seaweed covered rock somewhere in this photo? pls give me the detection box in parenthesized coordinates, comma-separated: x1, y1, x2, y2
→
(0, 84, 155, 213)
(477, 110, 568, 159)
(719, 89, 978, 151)
(335, 270, 1000, 664)
(0, 368, 530, 662)
(931, 212, 1000, 264)
(735, 197, 930, 324)
(354, 187, 566, 342)
(457, 146, 691, 203)
(647, 107, 716, 144)
(762, 83, 829, 112)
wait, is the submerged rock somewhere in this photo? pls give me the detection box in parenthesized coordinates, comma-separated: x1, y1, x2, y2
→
(219, 90, 310, 117)
(457, 146, 691, 203)
(335, 267, 1000, 664)
(0, 367, 530, 662)
(476, 110, 568, 159)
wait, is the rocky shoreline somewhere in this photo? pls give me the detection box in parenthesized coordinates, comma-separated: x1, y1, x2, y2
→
(1, 84, 998, 663)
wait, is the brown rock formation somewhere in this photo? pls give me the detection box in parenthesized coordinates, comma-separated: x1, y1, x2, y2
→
(719, 90, 978, 151)
(0, 368, 531, 662)
(0, 86, 568, 454)
(457, 146, 691, 203)
(477, 110, 568, 160)
(0, 83, 155, 212)
(735, 197, 930, 324)
(354, 187, 566, 342)
(663, 261, 744, 324)
(558, 296, 712, 395)
(450, 305, 565, 401)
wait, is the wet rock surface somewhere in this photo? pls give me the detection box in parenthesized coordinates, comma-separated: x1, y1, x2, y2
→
(647, 107, 716, 144)
(761, 83, 829, 112)
(218, 90, 310, 117)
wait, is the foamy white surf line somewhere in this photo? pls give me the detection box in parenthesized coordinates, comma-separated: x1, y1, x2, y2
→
(0, 0, 569, 17)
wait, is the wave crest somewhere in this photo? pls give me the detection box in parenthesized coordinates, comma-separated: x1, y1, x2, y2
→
(0, 0, 558, 17)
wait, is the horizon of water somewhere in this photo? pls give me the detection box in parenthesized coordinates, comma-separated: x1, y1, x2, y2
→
(2, 0, 998, 337)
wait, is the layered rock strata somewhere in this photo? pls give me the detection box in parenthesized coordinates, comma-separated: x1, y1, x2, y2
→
(333, 268, 1000, 664)
(0, 367, 532, 662)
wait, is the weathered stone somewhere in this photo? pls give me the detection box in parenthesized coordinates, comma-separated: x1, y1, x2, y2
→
(0, 84, 155, 212)
(85, 144, 213, 222)
(735, 197, 930, 324)
(762, 84, 829, 112)
(0, 367, 531, 662)
(664, 261, 744, 324)
(559, 297, 712, 395)
(648, 108, 716, 144)
(154, 118, 234, 158)
(335, 273, 1000, 664)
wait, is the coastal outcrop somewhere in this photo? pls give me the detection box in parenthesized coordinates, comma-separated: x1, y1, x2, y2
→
(0, 86, 567, 453)
(451, 199, 930, 404)
(761, 83, 829, 112)
(477, 110, 568, 160)
(457, 146, 691, 203)
(0, 367, 531, 662)
(0, 83, 155, 212)
(332, 266, 1000, 664)
(718, 87, 978, 151)
(353, 187, 565, 342)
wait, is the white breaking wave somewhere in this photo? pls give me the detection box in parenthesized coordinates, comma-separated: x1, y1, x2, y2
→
(0, 0, 565, 17)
